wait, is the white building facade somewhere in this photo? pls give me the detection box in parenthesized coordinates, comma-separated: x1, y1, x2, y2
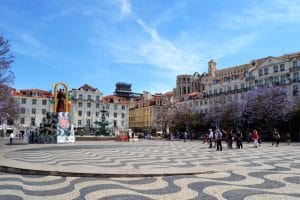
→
(69, 84, 103, 134)
(12, 89, 52, 133)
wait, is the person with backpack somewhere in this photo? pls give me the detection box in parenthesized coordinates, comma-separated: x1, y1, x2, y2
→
(216, 129, 223, 151)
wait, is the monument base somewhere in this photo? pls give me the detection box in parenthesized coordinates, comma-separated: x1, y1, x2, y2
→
(57, 112, 75, 144)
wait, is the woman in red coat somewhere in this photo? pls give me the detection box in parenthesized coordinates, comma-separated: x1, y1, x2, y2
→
(252, 130, 259, 148)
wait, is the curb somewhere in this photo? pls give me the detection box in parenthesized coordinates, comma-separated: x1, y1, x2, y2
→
(0, 165, 216, 178)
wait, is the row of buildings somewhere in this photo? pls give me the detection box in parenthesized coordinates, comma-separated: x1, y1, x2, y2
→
(4, 51, 300, 135)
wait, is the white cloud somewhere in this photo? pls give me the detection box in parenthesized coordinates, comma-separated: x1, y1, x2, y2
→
(220, 0, 300, 29)
(12, 33, 47, 57)
(213, 33, 258, 60)
(135, 19, 202, 74)
(120, 0, 131, 16)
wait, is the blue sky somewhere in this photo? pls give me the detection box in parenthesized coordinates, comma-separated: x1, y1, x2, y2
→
(1, 0, 300, 95)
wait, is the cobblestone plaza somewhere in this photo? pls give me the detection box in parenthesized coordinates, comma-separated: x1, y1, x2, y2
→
(0, 140, 299, 199)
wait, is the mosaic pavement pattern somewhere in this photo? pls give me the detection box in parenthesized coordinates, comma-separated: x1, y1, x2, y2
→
(0, 141, 299, 199)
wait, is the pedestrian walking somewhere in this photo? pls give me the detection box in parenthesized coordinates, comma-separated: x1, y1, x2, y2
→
(216, 129, 222, 151)
(252, 130, 259, 148)
(273, 128, 280, 147)
(208, 129, 213, 148)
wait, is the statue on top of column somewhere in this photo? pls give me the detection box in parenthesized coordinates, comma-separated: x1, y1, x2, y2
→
(56, 89, 66, 112)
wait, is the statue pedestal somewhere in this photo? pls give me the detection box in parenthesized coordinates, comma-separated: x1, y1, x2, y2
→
(56, 112, 75, 143)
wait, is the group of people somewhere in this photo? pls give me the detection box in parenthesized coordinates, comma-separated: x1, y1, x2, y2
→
(206, 128, 283, 150)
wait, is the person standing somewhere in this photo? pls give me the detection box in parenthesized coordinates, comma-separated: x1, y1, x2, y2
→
(227, 130, 233, 149)
(252, 130, 259, 148)
(9, 132, 14, 145)
(287, 132, 291, 145)
(236, 130, 243, 149)
(183, 131, 187, 142)
(208, 129, 214, 148)
(216, 129, 223, 151)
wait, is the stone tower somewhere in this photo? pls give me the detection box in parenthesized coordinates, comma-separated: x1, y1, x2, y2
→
(208, 59, 217, 77)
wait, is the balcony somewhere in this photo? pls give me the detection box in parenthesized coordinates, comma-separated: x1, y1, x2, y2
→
(289, 66, 300, 72)
(293, 78, 300, 83)
(245, 76, 255, 81)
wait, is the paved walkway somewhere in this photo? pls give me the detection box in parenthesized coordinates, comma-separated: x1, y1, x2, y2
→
(0, 140, 299, 199)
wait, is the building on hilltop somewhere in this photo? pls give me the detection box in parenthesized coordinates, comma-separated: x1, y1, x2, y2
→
(114, 82, 141, 99)
(175, 51, 300, 111)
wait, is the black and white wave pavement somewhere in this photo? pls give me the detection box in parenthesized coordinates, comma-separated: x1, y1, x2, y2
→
(1, 141, 300, 199)
(0, 169, 299, 199)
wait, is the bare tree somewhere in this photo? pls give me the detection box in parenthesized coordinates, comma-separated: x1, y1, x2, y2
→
(0, 34, 18, 126)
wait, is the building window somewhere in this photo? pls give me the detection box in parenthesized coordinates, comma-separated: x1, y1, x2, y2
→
(213, 89, 217, 94)
(273, 65, 278, 73)
(86, 119, 91, 126)
(106, 112, 109, 117)
(227, 86, 231, 92)
(265, 79, 269, 86)
(42, 99, 47, 105)
(96, 103, 100, 108)
(87, 95, 92, 100)
(293, 60, 298, 67)
(293, 85, 299, 96)
(274, 76, 279, 83)
(21, 107, 26, 114)
(31, 117, 35, 126)
(280, 75, 286, 84)
(20, 118, 25, 124)
(78, 111, 82, 117)
(249, 82, 253, 88)
(32, 99, 37, 105)
(241, 83, 245, 89)
(95, 112, 99, 117)
(42, 109, 46, 114)
(78, 120, 82, 126)
(280, 64, 285, 71)
(224, 77, 229, 82)
(114, 112, 117, 118)
(78, 94, 83, 100)
(258, 80, 263, 86)
(114, 120, 117, 128)
(114, 104, 118, 110)
(234, 85, 238, 90)
(32, 108, 36, 114)
(78, 102, 83, 107)
(259, 69, 263, 76)
(87, 111, 91, 117)
(106, 104, 110, 109)
(96, 96, 100, 101)
(219, 88, 223, 93)
(122, 113, 125, 118)
(87, 102, 91, 108)
(293, 72, 299, 82)
(264, 67, 269, 75)
(122, 105, 125, 110)
(21, 98, 27, 104)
